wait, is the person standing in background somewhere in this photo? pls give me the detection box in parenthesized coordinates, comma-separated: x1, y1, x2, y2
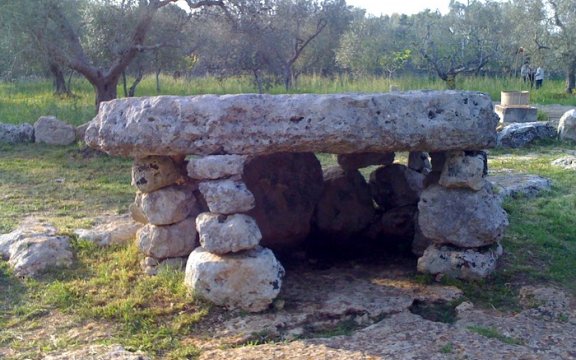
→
(535, 66, 544, 89)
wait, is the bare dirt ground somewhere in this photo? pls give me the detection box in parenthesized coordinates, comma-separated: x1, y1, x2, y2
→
(25, 256, 576, 360)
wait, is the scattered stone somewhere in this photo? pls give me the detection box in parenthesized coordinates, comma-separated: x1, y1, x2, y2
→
(136, 216, 198, 259)
(558, 109, 576, 142)
(0, 218, 73, 277)
(488, 172, 551, 200)
(34, 116, 76, 145)
(0, 123, 34, 144)
(44, 344, 150, 360)
(131, 156, 184, 193)
(196, 213, 262, 254)
(551, 156, 576, 170)
(497, 121, 557, 148)
(187, 154, 248, 180)
(417, 243, 503, 280)
(74, 214, 143, 246)
(439, 151, 486, 191)
(133, 184, 200, 225)
(369, 164, 425, 211)
(198, 179, 255, 214)
(407, 151, 431, 174)
(243, 153, 324, 250)
(418, 184, 508, 248)
(85, 92, 499, 157)
(185, 246, 285, 312)
(314, 166, 375, 239)
(336, 152, 395, 171)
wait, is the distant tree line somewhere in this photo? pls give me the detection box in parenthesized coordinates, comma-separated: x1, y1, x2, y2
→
(0, 0, 575, 111)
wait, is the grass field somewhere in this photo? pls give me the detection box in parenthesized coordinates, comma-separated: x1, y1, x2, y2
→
(1, 75, 576, 358)
(1, 74, 575, 126)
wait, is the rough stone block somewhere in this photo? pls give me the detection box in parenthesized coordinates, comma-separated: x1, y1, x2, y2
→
(132, 156, 184, 193)
(558, 109, 576, 142)
(495, 105, 537, 124)
(198, 179, 255, 214)
(34, 116, 76, 145)
(187, 155, 248, 180)
(196, 212, 261, 254)
(439, 151, 486, 191)
(136, 217, 198, 259)
(133, 184, 200, 225)
(417, 243, 503, 280)
(418, 184, 508, 248)
(336, 152, 395, 171)
(184, 246, 285, 312)
(0, 123, 34, 144)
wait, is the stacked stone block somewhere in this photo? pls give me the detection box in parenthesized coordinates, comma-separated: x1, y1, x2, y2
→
(184, 155, 285, 312)
(129, 156, 202, 275)
(416, 151, 509, 280)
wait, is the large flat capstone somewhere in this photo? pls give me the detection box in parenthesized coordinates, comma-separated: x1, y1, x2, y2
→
(85, 91, 498, 157)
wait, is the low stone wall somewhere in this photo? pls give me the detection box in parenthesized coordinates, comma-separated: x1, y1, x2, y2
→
(86, 91, 506, 312)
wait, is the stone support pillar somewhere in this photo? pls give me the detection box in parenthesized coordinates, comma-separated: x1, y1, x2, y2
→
(417, 151, 508, 280)
(184, 155, 285, 313)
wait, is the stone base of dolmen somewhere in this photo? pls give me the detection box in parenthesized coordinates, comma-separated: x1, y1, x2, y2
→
(128, 150, 507, 312)
(86, 92, 506, 312)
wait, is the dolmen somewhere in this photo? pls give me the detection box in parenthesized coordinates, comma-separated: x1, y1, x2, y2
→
(85, 91, 507, 312)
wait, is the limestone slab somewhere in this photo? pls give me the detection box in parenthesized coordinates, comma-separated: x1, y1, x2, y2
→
(86, 91, 499, 157)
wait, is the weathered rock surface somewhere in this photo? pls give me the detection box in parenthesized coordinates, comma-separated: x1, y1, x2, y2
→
(243, 153, 324, 250)
(200, 302, 576, 360)
(76, 121, 90, 142)
(314, 166, 375, 238)
(497, 121, 557, 148)
(198, 179, 255, 214)
(44, 344, 150, 360)
(369, 164, 425, 211)
(551, 156, 576, 170)
(411, 217, 432, 257)
(488, 172, 551, 200)
(85, 91, 499, 157)
(407, 151, 431, 174)
(131, 156, 184, 193)
(74, 214, 143, 246)
(187, 154, 248, 179)
(0, 123, 34, 144)
(439, 151, 486, 191)
(518, 286, 572, 320)
(336, 152, 395, 171)
(417, 243, 503, 280)
(418, 184, 508, 248)
(364, 206, 417, 245)
(185, 246, 285, 312)
(136, 216, 198, 259)
(0, 219, 73, 277)
(132, 184, 200, 225)
(196, 212, 262, 254)
(34, 116, 76, 145)
(558, 109, 576, 142)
